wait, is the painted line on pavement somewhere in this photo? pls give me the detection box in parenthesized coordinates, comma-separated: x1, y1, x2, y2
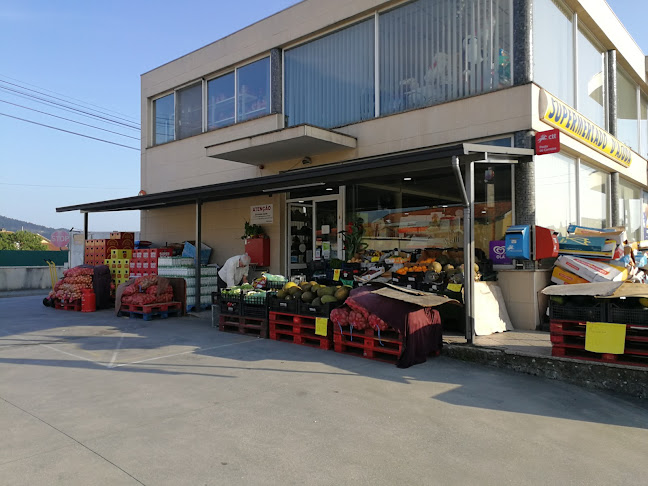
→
(112, 338, 260, 368)
(107, 333, 126, 368)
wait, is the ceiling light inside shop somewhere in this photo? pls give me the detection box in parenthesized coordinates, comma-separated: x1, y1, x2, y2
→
(298, 200, 304, 203)
(326, 188, 333, 191)
(482, 210, 487, 214)
(403, 177, 412, 181)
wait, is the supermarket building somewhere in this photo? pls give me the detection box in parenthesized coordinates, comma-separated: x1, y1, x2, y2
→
(59, 0, 648, 336)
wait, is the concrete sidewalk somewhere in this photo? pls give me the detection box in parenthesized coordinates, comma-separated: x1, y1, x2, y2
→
(1, 294, 647, 485)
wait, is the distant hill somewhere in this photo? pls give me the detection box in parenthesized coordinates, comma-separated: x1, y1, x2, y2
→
(0, 215, 67, 237)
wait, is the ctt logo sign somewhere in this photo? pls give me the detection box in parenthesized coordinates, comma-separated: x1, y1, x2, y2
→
(535, 129, 560, 155)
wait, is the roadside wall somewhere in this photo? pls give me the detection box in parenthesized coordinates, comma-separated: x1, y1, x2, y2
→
(0, 266, 65, 291)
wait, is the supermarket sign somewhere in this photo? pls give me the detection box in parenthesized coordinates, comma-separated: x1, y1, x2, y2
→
(251, 204, 273, 224)
(51, 230, 70, 248)
(539, 89, 632, 167)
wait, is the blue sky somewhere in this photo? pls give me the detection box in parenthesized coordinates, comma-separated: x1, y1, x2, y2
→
(0, 0, 645, 234)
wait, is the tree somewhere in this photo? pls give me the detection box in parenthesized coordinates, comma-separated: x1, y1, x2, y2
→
(0, 231, 48, 250)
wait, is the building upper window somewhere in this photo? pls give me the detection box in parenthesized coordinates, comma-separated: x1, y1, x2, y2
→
(285, 19, 375, 128)
(379, 0, 513, 116)
(577, 27, 605, 129)
(237, 58, 271, 122)
(207, 72, 235, 130)
(153, 93, 174, 145)
(533, 0, 574, 107)
(640, 94, 648, 159)
(617, 69, 639, 152)
(177, 83, 202, 140)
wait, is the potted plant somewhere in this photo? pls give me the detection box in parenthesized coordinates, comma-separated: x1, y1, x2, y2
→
(341, 218, 368, 262)
(241, 220, 265, 240)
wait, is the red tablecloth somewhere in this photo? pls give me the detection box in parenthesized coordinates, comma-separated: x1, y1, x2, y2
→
(346, 286, 443, 368)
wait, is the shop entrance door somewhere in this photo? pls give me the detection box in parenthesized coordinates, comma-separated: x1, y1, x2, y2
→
(286, 193, 344, 278)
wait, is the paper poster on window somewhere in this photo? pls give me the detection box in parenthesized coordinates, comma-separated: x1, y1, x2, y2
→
(321, 225, 330, 235)
(322, 241, 331, 259)
(251, 204, 273, 224)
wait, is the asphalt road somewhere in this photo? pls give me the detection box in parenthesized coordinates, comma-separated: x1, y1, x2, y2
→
(1, 295, 647, 485)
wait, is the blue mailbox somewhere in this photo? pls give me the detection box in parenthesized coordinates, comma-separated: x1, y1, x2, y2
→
(505, 225, 531, 260)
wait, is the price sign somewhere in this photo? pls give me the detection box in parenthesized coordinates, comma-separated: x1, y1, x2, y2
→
(315, 317, 328, 336)
(51, 230, 70, 248)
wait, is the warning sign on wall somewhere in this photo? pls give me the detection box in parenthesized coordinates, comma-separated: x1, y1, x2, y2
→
(251, 204, 273, 224)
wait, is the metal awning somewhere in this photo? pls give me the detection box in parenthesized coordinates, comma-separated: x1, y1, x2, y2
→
(57, 143, 532, 214)
(205, 124, 357, 165)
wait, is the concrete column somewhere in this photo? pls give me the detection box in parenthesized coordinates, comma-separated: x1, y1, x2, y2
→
(513, 0, 533, 85)
(514, 131, 536, 226)
(610, 172, 621, 227)
(607, 50, 617, 135)
(270, 48, 282, 118)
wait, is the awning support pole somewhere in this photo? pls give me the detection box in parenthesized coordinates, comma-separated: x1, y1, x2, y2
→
(195, 200, 202, 310)
(83, 212, 88, 241)
(457, 158, 475, 344)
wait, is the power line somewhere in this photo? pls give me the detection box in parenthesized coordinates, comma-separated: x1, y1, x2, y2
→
(0, 75, 140, 125)
(0, 112, 139, 151)
(0, 99, 140, 140)
(0, 182, 135, 190)
(0, 85, 140, 131)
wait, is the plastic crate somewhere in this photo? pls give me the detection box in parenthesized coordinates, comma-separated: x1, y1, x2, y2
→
(396, 273, 424, 289)
(298, 299, 342, 318)
(549, 301, 606, 322)
(182, 241, 212, 265)
(214, 290, 242, 315)
(607, 303, 648, 326)
(241, 291, 268, 318)
(267, 293, 299, 313)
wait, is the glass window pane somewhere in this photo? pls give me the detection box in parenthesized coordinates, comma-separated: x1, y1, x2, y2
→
(617, 69, 639, 152)
(176, 83, 202, 139)
(534, 0, 574, 106)
(579, 163, 607, 229)
(640, 95, 648, 158)
(535, 152, 576, 235)
(380, 0, 513, 116)
(237, 57, 270, 122)
(619, 178, 641, 242)
(643, 191, 648, 240)
(207, 72, 235, 130)
(285, 19, 374, 128)
(577, 28, 605, 128)
(153, 93, 174, 145)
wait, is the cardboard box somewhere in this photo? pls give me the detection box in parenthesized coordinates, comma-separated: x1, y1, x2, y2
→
(129, 262, 136, 270)
(134, 250, 143, 259)
(110, 232, 135, 240)
(150, 261, 157, 270)
(141, 249, 150, 259)
(551, 266, 589, 285)
(555, 255, 628, 283)
(143, 262, 149, 269)
(558, 236, 616, 259)
(111, 249, 133, 259)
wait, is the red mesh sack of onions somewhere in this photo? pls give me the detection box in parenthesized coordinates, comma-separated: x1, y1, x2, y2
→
(122, 284, 138, 296)
(155, 289, 174, 303)
(330, 306, 350, 326)
(124, 293, 156, 305)
(345, 299, 370, 319)
(348, 310, 369, 330)
(63, 267, 94, 278)
(134, 275, 158, 290)
(368, 314, 390, 332)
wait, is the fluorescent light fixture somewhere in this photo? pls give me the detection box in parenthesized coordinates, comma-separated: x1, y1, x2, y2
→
(326, 187, 333, 191)
(403, 177, 412, 181)
(441, 205, 448, 208)
(298, 200, 304, 203)
(481, 210, 487, 214)
(262, 182, 324, 193)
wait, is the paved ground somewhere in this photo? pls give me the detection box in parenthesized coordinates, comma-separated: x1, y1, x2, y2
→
(1, 295, 647, 485)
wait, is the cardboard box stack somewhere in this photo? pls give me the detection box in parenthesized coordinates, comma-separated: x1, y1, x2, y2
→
(551, 225, 647, 285)
(84, 232, 135, 266)
(104, 249, 132, 286)
(129, 247, 173, 279)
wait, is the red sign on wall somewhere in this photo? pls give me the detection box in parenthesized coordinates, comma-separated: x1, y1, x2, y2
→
(535, 129, 560, 155)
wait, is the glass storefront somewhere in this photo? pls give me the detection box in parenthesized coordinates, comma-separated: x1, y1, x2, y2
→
(346, 164, 512, 258)
(579, 163, 608, 229)
(619, 178, 642, 242)
(535, 152, 577, 235)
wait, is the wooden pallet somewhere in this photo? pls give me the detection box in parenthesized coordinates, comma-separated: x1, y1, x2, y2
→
(332, 324, 404, 363)
(219, 315, 268, 338)
(54, 300, 82, 312)
(268, 314, 333, 350)
(118, 301, 182, 321)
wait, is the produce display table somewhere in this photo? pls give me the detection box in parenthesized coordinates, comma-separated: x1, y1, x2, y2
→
(345, 285, 443, 368)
